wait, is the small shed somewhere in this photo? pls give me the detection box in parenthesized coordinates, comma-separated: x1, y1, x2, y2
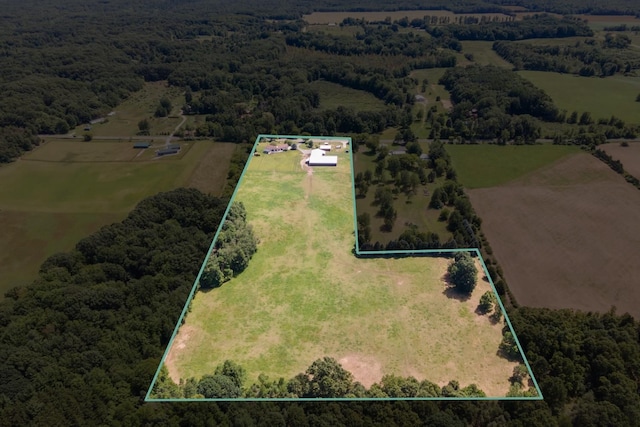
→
(319, 143, 332, 151)
(157, 148, 180, 157)
(134, 142, 151, 149)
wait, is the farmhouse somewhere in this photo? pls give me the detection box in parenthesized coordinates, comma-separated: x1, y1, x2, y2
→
(307, 148, 337, 166)
(263, 144, 290, 154)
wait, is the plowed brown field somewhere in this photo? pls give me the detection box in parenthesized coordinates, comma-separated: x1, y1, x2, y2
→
(600, 142, 640, 178)
(469, 153, 640, 318)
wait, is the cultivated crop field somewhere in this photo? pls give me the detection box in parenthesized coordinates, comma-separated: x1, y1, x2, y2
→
(446, 143, 581, 189)
(164, 139, 521, 397)
(600, 141, 640, 178)
(0, 139, 228, 297)
(518, 71, 640, 124)
(467, 152, 640, 319)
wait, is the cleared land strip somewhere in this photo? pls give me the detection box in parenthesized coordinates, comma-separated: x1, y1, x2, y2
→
(164, 140, 521, 397)
(468, 153, 640, 318)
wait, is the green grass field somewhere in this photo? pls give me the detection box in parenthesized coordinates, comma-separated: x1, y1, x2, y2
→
(0, 139, 231, 296)
(518, 71, 640, 124)
(165, 139, 518, 397)
(75, 81, 185, 137)
(446, 143, 581, 189)
(310, 80, 387, 112)
(461, 41, 513, 67)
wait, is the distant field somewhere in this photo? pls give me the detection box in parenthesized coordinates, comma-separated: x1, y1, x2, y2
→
(310, 80, 387, 111)
(303, 10, 513, 25)
(165, 139, 518, 397)
(446, 144, 581, 189)
(461, 41, 512, 68)
(76, 81, 185, 137)
(600, 141, 640, 177)
(0, 139, 222, 297)
(468, 152, 640, 319)
(518, 71, 640, 124)
(574, 14, 640, 30)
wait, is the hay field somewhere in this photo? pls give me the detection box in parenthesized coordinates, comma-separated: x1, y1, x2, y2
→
(468, 152, 640, 319)
(600, 141, 640, 178)
(165, 141, 519, 397)
(0, 140, 219, 297)
(518, 71, 640, 124)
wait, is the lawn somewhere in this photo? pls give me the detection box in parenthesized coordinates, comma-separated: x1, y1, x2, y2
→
(164, 138, 520, 397)
(518, 71, 640, 124)
(0, 139, 221, 297)
(310, 80, 387, 112)
(446, 143, 582, 189)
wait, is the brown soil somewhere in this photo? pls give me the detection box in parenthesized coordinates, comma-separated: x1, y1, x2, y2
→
(338, 354, 383, 388)
(165, 324, 195, 384)
(469, 153, 640, 318)
(600, 141, 640, 178)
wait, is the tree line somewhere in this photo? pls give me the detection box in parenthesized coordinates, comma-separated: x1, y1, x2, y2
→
(493, 35, 640, 76)
(424, 14, 593, 41)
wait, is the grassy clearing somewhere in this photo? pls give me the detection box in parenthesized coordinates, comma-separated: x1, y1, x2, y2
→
(167, 139, 517, 396)
(0, 139, 215, 296)
(518, 71, 640, 124)
(461, 41, 513, 67)
(310, 80, 387, 112)
(446, 143, 581, 189)
(76, 81, 185, 137)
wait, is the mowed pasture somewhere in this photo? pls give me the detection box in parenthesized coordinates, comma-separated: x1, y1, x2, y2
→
(518, 71, 640, 124)
(600, 141, 640, 178)
(446, 143, 581, 189)
(468, 152, 640, 319)
(0, 139, 233, 297)
(165, 141, 519, 397)
(309, 80, 387, 112)
(303, 10, 514, 25)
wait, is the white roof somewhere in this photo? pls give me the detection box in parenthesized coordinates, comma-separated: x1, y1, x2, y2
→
(309, 149, 337, 166)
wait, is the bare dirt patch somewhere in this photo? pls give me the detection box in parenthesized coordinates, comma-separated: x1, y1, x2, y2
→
(339, 354, 383, 388)
(165, 324, 196, 384)
(600, 141, 640, 178)
(469, 153, 640, 318)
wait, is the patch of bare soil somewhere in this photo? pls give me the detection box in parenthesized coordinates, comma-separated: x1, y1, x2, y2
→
(338, 354, 383, 388)
(469, 153, 640, 318)
(600, 142, 640, 178)
(164, 325, 195, 384)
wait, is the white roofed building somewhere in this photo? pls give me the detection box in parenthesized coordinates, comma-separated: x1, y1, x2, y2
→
(308, 148, 337, 166)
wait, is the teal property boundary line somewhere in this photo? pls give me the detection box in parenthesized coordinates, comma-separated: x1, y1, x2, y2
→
(145, 134, 543, 402)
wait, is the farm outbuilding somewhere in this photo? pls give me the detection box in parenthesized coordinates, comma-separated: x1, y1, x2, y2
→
(308, 148, 337, 166)
(157, 147, 180, 157)
(320, 143, 332, 151)
(133, 142, 151, 149)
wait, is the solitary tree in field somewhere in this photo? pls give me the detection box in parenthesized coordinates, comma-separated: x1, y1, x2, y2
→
(447, 252, 478, 294)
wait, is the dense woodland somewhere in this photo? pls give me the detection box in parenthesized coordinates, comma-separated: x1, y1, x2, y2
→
(2, 0, 640, 424)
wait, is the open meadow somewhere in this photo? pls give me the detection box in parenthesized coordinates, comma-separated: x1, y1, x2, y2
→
(461, 41, 512, 68)
(309, 80, 387, 112)
(73, 81, 185, 137)
(446, 143, 581, 189)
(467, 152, 640, 319)
(600, 141, 640, 178)
(165, 139, 521, 397)
(518, 71, 640, 124)
(0, 139, 236, 297)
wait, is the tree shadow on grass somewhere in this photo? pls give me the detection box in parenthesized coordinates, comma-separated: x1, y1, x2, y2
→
(441, 272, 471, 302)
